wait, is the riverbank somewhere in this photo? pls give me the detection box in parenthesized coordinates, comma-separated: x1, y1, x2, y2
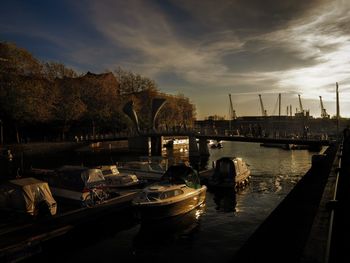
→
(1, 140, 129, 156)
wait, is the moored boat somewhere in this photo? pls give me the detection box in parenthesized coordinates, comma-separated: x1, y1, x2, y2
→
(0, 177, 57, 217)
(93, 165, 146, 189)
(117, 161, 166, 181)
(0, 178, 139, 263)
(208, 157, 251, 190)
(132, 164, 207, 220)
(38, 165, 109, 207)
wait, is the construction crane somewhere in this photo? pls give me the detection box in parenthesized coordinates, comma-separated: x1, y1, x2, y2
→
(258, 94, 267, 117)
(319, 96, 330, 118)
(228, 94, 237, 120)
(278, 93, 281, 117)
(336, 82, 340, 119)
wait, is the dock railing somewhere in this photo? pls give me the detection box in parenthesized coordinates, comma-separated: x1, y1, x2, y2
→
(324, 143, 342, 263)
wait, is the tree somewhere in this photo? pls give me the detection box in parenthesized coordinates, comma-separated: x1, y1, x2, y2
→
(156, 93, 196, 130)
(54, 78, 87, 139)
(43, 62, 77, 81)
(0, 42, 42, 76)
(79, 72, 120, 138)
(0, 42, 50, 142)
(0, 76, 56, 142)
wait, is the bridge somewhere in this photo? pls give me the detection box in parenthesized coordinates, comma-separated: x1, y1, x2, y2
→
(102, 98, 333, 155)
(85, 131, 331, 156)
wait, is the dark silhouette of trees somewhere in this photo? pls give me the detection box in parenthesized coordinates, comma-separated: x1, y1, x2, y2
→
(43, 61, 77, 81)
(0, 41, 197, 143)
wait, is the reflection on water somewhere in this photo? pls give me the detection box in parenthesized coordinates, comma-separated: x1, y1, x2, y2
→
(10, 141, 315, 263)
(212, 189, 237, 213)
(133, 205, 205, 249)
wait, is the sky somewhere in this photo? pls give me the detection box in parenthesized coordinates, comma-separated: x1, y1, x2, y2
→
(1, 0, 350, 119)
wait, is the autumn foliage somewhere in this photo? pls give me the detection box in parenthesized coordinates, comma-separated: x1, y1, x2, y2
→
(0, 42, 196, 143)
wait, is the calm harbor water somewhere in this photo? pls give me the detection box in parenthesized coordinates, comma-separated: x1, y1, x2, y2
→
(24, 141, 317, 263)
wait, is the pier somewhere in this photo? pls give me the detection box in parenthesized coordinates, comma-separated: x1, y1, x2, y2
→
(81, 132, 330, 156)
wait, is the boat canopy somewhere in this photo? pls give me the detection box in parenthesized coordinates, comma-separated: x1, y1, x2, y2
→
(0, 177, 57, 216)
(161, 164, 201, 189)
(55, 166, 105, 190)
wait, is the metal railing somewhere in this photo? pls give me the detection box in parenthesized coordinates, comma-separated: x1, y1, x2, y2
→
(324, 143, 342, 263)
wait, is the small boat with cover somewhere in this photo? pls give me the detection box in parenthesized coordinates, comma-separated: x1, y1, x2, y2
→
(208, 157, 251, 190)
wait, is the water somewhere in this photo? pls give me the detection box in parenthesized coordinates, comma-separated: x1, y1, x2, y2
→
(26, 141, 315, 263)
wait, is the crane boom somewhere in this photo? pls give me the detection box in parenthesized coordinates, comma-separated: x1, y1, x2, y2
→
(319, 96, 330, 118)
(298, 94, 303, 113)
(336, 82, 340, 119)
(258, 94, 267, 117)
(228, 94, 237, 120)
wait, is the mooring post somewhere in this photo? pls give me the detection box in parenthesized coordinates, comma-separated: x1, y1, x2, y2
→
(151, 135, 162, 156)
(188, 136, 199, 157)
(198, 137, 209, 156)
(128, 136, 150, 155)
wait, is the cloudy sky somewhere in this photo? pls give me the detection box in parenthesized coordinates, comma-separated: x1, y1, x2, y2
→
(1, 0, 350, 119)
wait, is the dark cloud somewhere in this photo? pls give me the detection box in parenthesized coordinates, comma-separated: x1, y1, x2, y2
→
(1, 0, 350, 118)
(222, 40, 321, 72)
(172, 0, 328, 37)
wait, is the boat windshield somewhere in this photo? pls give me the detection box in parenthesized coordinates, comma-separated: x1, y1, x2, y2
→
(149, 162, 165, 172)
(146, 189, 184, 201)
(161, 165, 201, 189)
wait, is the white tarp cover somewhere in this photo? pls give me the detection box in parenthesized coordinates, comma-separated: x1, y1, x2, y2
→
(56, 166, 105, 189)
(82, 168, 105, 185)
(0, 177, 57, 216)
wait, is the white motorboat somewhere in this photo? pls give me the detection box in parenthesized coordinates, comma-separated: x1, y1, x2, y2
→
(94, 165, 146, 189)
(132, 164, 207, 220)
(208, 157, 251, 189)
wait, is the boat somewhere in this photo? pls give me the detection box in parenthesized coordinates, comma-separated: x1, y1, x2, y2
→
(33, 165, 112, 207)
(47, 165, 108, 207)
(117, 161, 166, 181)
(0, 176, 139, 263)
(209, 140, 223, 149)
(132, 164, 207, 220)
(93, 165, 146, 189)
(208, 157, 251, 189)
(163, 138, 174, 148)
(0, 177, 57, 217)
